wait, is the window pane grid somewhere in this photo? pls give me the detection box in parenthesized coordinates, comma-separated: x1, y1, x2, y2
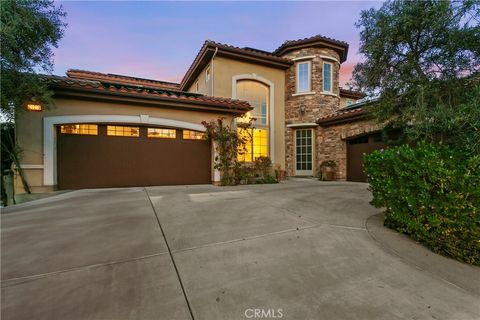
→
(237, 128, 268, 162)
(107, 125, 139, 137)
(183, 130, 206, 140)
(60, 124, 98, 135)
(296, 129, 313, 171)
(148, 128, 176, 139)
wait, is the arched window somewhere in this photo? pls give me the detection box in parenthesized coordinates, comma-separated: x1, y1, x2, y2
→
(236, 80, 269, 162)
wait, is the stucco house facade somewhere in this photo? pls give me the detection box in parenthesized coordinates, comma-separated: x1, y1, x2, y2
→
(14, 34, 384, 194)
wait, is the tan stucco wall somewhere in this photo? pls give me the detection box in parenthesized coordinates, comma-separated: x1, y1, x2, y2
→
(187, 63, 212, 96)
(211, 56, 286, 170)
(14, 98, 234, 193)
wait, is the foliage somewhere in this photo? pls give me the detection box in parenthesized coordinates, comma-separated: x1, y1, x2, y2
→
(254, 156, 273, 179)
(364, 142, 480, 265)
(1, 0, 67, 121)
(202, 117, 252, 186)
(351, 0, 480, 153)
(1, 123, 15, 174)
(202, 118, 277, 185)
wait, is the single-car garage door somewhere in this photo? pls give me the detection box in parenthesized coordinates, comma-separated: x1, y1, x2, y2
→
(57, 124, 211, 189)
(347, 132, 386, 182)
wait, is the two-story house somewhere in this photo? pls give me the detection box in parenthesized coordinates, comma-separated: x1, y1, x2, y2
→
(14, 35, 384, 193)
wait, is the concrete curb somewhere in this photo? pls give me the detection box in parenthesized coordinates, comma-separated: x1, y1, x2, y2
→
(366, 213, 480, 297)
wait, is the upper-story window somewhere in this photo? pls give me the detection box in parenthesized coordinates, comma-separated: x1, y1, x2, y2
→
(236, 80, 269, 162)
(346, 99, 353, 106)
(296, 61, 311, 93)
(206, 66, 211, 82)
(323, 62, 333, 93)
(195, 81, 199, 93)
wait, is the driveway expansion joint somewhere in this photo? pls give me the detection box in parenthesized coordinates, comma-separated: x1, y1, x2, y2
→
(1, 252, 169, 288)
(144, 187, 196, 320)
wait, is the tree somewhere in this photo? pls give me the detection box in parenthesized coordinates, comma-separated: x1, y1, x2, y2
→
(1, 0, 67, 121)
(351, 0, 480, 153)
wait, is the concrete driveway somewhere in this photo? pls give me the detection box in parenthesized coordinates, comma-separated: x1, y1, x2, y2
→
(2, 180, 479, 320)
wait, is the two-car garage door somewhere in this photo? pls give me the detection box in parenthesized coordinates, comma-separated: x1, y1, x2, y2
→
(57, 124, 211, 189)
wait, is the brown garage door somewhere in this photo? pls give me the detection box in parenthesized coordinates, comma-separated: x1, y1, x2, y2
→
(347, 133, 386, 182)
(57, 124, 211, 189)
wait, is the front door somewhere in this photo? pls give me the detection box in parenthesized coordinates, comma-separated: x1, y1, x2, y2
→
(295, 129, 313, 176)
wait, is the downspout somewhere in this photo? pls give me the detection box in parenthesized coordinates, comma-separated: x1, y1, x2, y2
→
(211, 47, 218, 96)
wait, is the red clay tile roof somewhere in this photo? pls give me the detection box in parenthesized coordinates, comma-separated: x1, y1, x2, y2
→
(180, 40, 293, 90)
(67, 69, 180, 90)
(339, 87, 366, 99)
(317, 107, 367, 126)
(274, 34, 349, 62)
(45, 74, 252, 114)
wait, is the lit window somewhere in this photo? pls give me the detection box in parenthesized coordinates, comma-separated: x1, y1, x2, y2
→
(183, 130, 206, 140)
(107, 125, 139, 137)
(296, 61, 311, 93)
(60, 124, 98, 135)
(323, 62, 333, 92)
(237, 128, 268, 162)
(148, 128, 176, 139)
(236, 80, 269, 125)
(206, 66, 211, 82)
(26, 103, 42, 111)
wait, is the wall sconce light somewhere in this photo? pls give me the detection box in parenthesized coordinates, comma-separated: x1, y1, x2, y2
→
(26, 103, 42, 111)
(299, 104, 306, 115)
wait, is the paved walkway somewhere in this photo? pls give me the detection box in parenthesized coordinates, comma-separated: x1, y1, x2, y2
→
(2, 181, 479, 320)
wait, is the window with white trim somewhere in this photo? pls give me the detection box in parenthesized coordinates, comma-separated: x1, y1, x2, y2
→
(195, 81, 199, 93)
(296, 61, 311, 93)
(323, 62, 333, 93)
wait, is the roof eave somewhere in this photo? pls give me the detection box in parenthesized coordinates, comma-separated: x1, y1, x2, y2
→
(51, 85, 252, 115)
(317, 111, 369, 127)
(180, 43, 292, 91)
(276, 40, 349, 62)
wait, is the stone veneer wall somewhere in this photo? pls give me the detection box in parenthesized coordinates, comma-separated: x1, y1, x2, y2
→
(281, 47, 342, 176)
(317, 118, 381, 180)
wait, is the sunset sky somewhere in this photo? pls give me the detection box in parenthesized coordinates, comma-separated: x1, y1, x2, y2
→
(53, 1, 383, 87)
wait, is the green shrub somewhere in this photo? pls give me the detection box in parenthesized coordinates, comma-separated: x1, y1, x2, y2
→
(364, 142, 480, 265)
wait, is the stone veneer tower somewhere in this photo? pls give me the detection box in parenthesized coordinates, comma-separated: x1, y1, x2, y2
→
(275, 36, 348, 177)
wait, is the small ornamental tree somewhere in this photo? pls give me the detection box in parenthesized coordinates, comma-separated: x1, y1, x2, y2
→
(202, 117, 254, 186)
(1, 0, 67, 121)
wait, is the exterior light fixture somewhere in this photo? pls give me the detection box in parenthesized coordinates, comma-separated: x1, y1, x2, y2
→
(299, 105, 306, 115)
(26, 103, 42, 111)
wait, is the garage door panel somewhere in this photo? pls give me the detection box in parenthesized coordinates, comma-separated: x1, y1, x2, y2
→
(347, 134, 386, 182)
(57, 125, 211, 189)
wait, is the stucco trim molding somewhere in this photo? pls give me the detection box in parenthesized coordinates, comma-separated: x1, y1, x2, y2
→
(286, 123, 318, 128)
(43, 114, 206, 186)
(292, 55, 316, 61)
(231, 74, 276, 163)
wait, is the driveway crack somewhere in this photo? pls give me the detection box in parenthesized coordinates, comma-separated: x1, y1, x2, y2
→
(144, 187, 195, 320)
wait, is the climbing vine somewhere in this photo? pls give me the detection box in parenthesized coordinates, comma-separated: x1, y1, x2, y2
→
(202, 117, 253, 186)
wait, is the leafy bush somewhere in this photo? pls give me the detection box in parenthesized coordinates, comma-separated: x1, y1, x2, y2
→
(364, 142, 480, 265)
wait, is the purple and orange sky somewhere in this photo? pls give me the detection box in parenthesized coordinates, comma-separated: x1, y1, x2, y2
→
(53, 1, 383, 87)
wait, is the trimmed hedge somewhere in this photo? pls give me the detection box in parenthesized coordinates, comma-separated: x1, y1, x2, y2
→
(364, 142, 480, 265)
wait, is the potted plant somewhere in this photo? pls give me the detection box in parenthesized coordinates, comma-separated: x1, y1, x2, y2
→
(319, 160, 337, 181)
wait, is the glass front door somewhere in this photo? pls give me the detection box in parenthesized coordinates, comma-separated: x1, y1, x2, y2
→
(295, 129, 313, 176)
